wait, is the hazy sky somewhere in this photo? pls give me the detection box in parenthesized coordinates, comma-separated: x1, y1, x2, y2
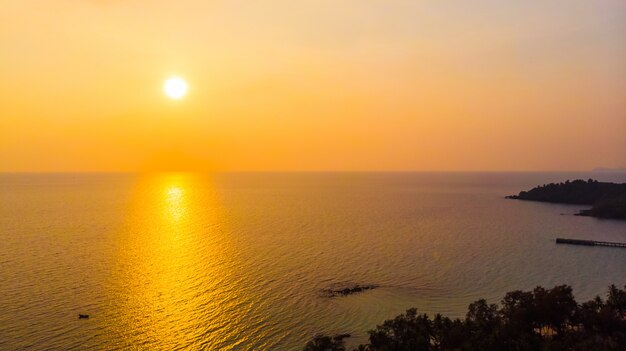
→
(1, 0, 625, 172)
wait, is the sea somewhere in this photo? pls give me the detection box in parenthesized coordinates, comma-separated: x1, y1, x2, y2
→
(1, 172, 625, 350)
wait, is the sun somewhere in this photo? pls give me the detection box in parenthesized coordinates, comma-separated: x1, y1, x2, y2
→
(163, 76, 188, 100)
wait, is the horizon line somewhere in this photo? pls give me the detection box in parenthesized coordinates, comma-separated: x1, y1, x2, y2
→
(1, 169, 625, 175)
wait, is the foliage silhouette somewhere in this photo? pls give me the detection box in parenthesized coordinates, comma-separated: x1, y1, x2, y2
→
(506, 179, 626, 219)
(305, 284, 626, 351)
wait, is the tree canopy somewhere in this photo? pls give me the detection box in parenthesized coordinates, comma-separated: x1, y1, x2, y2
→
(304, 284, 626, 351)
(506, 179, 626, 219)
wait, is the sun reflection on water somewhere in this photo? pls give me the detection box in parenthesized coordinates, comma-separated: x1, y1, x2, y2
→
(106, 173, 248, 350)
(165, 186, 184, 222)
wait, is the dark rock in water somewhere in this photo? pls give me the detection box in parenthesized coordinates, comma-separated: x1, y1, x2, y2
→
(78, 314, 89, 319)
(321, 284, 378, 297)
(304, 333, 351, 350)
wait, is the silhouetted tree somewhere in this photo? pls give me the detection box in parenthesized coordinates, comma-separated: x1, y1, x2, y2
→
(304, 285, 626, 351)
(506, 179, 626, 219)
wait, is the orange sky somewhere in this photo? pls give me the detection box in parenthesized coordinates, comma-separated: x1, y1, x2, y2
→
(1, 0, 625, 172)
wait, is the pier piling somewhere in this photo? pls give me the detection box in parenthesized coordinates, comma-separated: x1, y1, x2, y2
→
(556, 238, 626, 248)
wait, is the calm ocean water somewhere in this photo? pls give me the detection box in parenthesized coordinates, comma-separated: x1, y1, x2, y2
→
(1, 172, 625, 350)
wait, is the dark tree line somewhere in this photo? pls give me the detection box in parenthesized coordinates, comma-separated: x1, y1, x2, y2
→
(506, 179, 626, 219)
(304, 284, 626, 351)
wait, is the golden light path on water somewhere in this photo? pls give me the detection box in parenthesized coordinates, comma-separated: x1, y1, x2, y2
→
(104, 174, 257, 350)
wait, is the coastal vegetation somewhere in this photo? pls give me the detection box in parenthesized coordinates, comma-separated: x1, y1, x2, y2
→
(304, 284, 626, 351)
(506, 179, 626, 219)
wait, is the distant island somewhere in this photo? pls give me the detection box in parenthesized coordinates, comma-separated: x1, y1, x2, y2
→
(506, 179, 626, 219)
(305, 284, 626, 351)
(593, 167, 626, 173)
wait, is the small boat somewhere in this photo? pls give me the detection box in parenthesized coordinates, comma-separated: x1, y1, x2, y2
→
(78, 314, 89, 319)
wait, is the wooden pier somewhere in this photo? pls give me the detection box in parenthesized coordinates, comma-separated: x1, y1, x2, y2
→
(556, 238, 626, 248)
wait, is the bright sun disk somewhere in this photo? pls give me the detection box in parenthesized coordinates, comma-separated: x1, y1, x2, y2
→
(163, 76, 188, 100)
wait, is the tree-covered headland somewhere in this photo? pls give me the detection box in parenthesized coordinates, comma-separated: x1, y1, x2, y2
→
(304, 284, 626, 351)
(506, 179, 626, 219)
